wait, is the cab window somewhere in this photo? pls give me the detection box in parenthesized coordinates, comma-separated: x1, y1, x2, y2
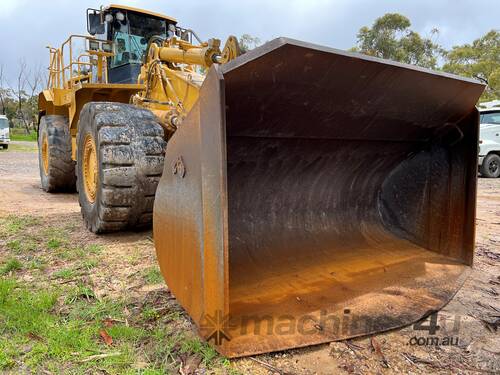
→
(0, 118, 8, 129)
(110, 12, 168, 68)
(480, 111, 500, 125)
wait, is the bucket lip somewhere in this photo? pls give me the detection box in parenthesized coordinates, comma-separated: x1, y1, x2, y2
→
(222, 37, 485, 88)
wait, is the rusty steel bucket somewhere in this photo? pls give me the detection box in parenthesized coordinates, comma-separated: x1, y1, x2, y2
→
(153, 38, 485, 357)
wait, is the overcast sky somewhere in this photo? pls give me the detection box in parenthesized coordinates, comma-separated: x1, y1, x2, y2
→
(0, 0, 498, 84)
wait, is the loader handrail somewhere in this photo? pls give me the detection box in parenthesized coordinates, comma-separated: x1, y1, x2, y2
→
(46, 35, 113, 90)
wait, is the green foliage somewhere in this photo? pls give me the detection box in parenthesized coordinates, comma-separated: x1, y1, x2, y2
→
(141, 306, 160, 321)
(52, 268, 77, 280)
(86, 244, 104, 254)
(443, 30, 500, 101)
(0, 279, 137, 371)
(0, 258, 23, 275)
(0, 211, 232, 373)
(7, 235, 37, 254)
(0, 277, 226, 373)
(10, 128, 37, 142)
(352, 13, 442, 69)
(6, 238, 38, 253)
(81, 258, 98, 270)
(239, 34, 261, 53)
(6, 240, 21, 252)
(0, 94, 18, 124)
(144, 266, 163, 284)
(65, 283, 96, 304)
(180, 337, 219, 366)
(7, 142, 38, 152)
(68, 298, 125, 322)
(0, 215, 40, 237)
(47, 238, 63, 250)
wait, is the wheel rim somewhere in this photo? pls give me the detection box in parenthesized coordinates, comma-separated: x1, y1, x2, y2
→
(41, 133, 49, 175)
(83, 133, 98, 203)
(489, 160, 499, 174)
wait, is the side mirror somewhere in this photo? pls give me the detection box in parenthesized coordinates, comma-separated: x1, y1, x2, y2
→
(87, 9, 105, 35)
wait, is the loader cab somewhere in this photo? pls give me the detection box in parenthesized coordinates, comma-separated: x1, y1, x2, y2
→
(87, 5, 178, 84)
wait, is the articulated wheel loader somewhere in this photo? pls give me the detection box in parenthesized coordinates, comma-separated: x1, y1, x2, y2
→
(38, 4, 485, 357)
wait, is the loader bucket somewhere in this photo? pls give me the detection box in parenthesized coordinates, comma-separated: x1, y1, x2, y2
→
(153, 38, 484, 357)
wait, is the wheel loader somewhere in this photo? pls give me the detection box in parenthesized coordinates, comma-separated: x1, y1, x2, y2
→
(38, 4, 485, 358)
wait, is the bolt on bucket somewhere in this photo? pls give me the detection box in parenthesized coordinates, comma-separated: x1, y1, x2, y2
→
(153, 38, 485, 357)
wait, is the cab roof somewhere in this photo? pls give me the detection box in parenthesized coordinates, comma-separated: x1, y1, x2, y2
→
(106, 4, 177, 23)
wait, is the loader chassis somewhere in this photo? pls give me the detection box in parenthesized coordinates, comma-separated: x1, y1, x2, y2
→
(39, 6, 485, 358)
(37, 5, 231, 233)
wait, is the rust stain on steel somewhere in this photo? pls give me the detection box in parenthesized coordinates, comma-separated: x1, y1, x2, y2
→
(153, 37, 485, 357)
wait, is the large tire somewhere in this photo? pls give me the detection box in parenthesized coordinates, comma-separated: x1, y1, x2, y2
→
(38, 115, 76, 192)
(76, 102, 166, 233)
(480, 153, 500, 178)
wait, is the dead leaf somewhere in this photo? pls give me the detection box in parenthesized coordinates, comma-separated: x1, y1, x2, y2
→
(339, 363, 355, 373)
(103, 318, 114, 328)
(99, 329, 113, 346)
(179, 354, 202, 375)
(27, 332, 44, 341)
(370, 337, 389, 368)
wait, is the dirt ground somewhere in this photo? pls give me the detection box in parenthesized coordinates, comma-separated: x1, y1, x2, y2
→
(0, 143, 499, 374)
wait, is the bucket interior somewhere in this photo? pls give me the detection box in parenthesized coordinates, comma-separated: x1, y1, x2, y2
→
(226, 138, 470, 323)
(219, 42, 478, 353)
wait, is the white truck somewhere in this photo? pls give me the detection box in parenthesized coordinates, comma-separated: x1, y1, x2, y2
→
(0, 115, 9, 150)
(479, 107, 500, 178)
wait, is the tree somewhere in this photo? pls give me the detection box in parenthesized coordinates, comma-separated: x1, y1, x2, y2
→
(239, 34, 261, 53)
(351, 13, 442, 69)
(26, 65, 44, 127)
(442, 30, 500, 101)
(9, 59, 43, 134)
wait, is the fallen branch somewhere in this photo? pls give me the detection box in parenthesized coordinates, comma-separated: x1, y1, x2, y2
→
(344, 340, 365, 359)
(476, 301, 500, 313)
(402, 353, 443, 368)
(78, 352, 122, 363)
(250, 357, 292, 375)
